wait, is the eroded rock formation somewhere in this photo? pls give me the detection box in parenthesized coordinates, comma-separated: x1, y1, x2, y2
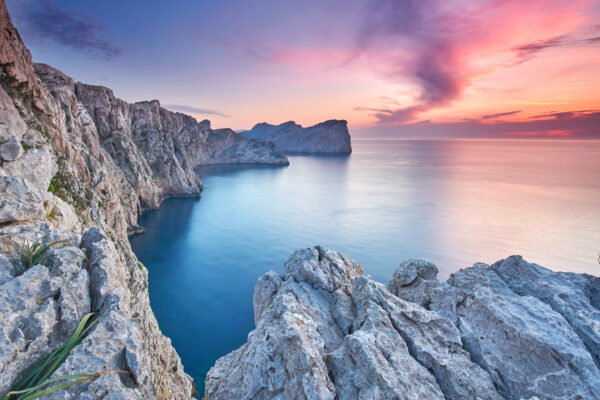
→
(205, 247, 600, 400)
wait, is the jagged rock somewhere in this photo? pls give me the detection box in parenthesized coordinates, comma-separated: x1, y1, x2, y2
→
(491, 256, 600, 367)
(244, 120, 352, 154)
(387, 259, 438, 307)
(207, 248, 600, 400)
(3, 146, 56, 194)
(0, 135, 22, 161)
(353, 277, 502, 400)
(43, 192, 82, 233)
(0, 231, 91, 397)
(0, 265, 60, 396)
(0, 176, 45, 223)
(430, 262, 600, 400)
(0, 254, 14, 285)
(253, 271, 282, 326)
(206, 247, 504, 400)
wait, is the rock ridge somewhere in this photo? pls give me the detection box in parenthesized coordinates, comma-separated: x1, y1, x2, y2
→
(206, 247, 600, 400)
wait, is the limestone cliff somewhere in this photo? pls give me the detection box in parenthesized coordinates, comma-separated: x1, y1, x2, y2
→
(205, 247, 600, 400)
(244, 120, 352, 154)
(0, 0, 286, 398)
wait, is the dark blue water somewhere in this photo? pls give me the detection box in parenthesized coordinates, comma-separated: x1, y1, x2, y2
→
(130, 139, 600, 392)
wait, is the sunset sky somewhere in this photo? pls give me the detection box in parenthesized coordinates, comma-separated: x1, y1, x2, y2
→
(7, 0, 600, 138)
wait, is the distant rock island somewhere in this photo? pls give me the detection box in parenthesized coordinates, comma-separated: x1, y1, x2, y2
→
(205, 247, 600, 400)
(244, 120, 352, 154)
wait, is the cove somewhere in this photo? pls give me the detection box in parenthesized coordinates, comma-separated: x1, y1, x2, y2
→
(130, 139, 600, 392)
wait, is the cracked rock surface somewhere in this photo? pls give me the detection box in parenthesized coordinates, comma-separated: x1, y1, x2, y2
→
(206, 246, 600, 400)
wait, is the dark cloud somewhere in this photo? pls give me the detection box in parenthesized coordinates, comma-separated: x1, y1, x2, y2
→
(511, 34, 600, 66)
(482, 111, 521, 119)
(531, 110, 599, 119)
(354, 110, 600, 139)
(9, 0, 121, 60)
(356, 0, 464, 124)
(163, 104, 230, 118)
(512, 35, 567, 62)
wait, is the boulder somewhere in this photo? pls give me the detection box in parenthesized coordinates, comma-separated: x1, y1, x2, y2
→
(3, 147, 56, 194)
(0, 135, 22, 161)
(387, 258, 439, 307)
(0, 176, 45, 223)
(430, 262, 600, 399)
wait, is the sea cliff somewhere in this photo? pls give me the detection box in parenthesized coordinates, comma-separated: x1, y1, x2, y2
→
(0, 0, 285, 397)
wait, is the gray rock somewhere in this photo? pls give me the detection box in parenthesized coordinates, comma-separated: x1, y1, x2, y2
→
(430, 263, 600, 400)
(0, 234, 91, 397)
(0, 254, 14, 285)
(491, 255, 600, 367)
(43, 192, 82, 233)
(354, 276, 502, 400)
(0, 135, 22, 161)
(244, 120, 352, 154)
(207, 249, 600, 400)
(3, 147, 56, 194)
(0, 176, 45, 223)
(388, 258, 439, 307)
(206, 247, 503, 400)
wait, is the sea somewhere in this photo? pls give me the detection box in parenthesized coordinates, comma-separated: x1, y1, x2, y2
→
(130, 139, 600, 392)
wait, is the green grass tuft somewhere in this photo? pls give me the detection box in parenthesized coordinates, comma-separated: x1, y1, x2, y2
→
(5, 313, 130, 399)
(20, 141, 33, 152)
(11, 235, 67, 274)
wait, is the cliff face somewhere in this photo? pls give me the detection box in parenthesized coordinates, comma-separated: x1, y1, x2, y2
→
(244, 120, 352, 154)
(0, 0, 286, 398)
(205, 247, 600, 400)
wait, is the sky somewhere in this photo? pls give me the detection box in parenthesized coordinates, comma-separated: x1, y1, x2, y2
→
(6, 0, 600, 138)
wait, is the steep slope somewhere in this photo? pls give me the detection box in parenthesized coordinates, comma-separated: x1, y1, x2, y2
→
(244, 120, 352, 154)
(206, 247, 600, 400)
(0, 0, 285, 398)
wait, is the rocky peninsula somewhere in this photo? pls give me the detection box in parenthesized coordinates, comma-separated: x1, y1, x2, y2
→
(244, 120, 352, 154)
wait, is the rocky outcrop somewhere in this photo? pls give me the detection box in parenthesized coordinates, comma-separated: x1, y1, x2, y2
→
(206, 247, 600, 400)
(244, 120, 352, 154)
(0, 0, 287, 398)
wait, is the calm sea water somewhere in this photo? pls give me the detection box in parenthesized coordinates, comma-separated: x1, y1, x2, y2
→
(130, 139, 600, 391)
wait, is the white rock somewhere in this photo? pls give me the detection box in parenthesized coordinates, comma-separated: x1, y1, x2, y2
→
(387, 258, 439, 307)
(3, 146, 56, 194)
(0, 176, 45, 223)
(430, 262, 600, 399)
(206, 247, 504, 400)
(0, 135, 22, 161)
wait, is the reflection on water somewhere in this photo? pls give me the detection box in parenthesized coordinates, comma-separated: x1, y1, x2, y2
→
(130, 139, 600, 391)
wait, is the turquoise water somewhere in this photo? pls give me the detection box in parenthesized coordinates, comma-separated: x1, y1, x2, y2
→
(130, 139, 600, 392)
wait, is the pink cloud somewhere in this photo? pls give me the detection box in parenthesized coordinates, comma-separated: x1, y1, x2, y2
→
(351, 0, 599, 125)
